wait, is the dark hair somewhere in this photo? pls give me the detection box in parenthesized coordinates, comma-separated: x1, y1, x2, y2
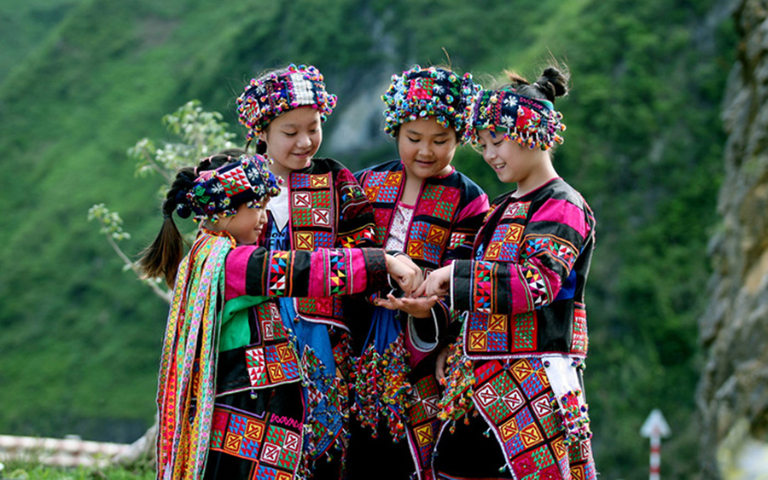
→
(502, 65, 570, 104)
(138, 149, 245, 287)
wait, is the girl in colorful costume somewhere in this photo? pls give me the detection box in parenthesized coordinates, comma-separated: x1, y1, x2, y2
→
(142, 151, 421, 480)
(416, 66, 598, 479)
(347, 66, 490, 479)
(234, 64, 384, 477)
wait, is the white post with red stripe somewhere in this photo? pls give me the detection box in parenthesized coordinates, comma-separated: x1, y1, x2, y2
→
(640, 409, 671, 480)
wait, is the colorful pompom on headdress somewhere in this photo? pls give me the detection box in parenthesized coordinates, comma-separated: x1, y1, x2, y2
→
(382, 65, 481, 142)
(176, 154, 281, 222)
(236, 64, 337, 141)
(465, 87, 566, 150)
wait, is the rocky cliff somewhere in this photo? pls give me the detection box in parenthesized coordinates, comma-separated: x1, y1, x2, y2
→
(698, 0, 768, 477)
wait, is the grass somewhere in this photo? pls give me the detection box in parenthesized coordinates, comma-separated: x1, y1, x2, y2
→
(0, 458, 153, 480)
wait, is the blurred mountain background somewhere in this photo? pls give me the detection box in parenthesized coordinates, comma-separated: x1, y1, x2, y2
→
(1, 0, 760, 478)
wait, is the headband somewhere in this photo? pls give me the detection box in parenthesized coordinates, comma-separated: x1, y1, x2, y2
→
(464, 87, 566, 150)
(236, 64, 337, 140)
(382, 65, 481, 142)
(176, 154, 281, 222)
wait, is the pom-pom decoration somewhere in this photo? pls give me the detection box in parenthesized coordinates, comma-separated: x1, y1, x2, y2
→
(464, 87, 566, 151)
(382, 65, 481, 143)
(236, 64, 337, 141)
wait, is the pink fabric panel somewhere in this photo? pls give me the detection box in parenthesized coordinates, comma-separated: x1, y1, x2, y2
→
(348, 249, 368, 294)
(307, 249, 328, 298)
(454, 193, 490, 223)
(224, 246, 256, 301)
(530, 198, 589, 239)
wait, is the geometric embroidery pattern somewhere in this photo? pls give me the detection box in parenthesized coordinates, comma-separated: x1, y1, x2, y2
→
(268, 252, 289, 296)
(245, 343, 300, 388)
(209, 405, 301, 478)
(572, 304, 588, 355)
(466, 312, 510, 353)
(522, 266, 549, 308)
(293, 231, 314, 251)
(219, 167, 251, 197)
(257, 303, 286, 342)
(512, 312, 536, 351)
(290, 174, 312, 189)
(499, 241, 521, 263)
(260, 424, 301, 470)
(405, 373, 442, 473)
(328, 250, 348, 295)
(524, 235, 577, 271)
(408, 375, 440, 424)
(471, 261, 494, 314)
(471, 358, 572, 479)
(254, 466, 293, 480)
(502, 201, 530, 220)
(448, 232, 467, 249)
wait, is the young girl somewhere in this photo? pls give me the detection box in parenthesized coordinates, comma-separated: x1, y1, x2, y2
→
(235, 64, 383, 476)
(415, 66, 598, 479)
(347, 65, 490, 479)
(140, 152, 420, 480)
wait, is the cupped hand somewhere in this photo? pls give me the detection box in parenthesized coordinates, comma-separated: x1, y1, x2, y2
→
(374, 293, 439, 317)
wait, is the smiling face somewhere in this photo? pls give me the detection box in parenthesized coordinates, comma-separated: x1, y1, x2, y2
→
(261, 107, 322, 179)
(477, 129, 538, 185)
(397, 117, 458, 181)
(217, 198, 270, 245)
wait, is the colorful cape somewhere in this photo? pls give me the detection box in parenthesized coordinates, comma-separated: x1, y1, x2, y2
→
(156, 231, 237, 480)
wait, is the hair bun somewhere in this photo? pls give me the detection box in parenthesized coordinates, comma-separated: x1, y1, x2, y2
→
(176, 203, 192, 219)
(538, 67, 569, 100)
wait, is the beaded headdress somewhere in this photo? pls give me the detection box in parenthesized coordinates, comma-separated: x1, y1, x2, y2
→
(382, 65, 481, 142)
(464, 87, 566, 150)
(176, 154, 281, 222)
(236, 64, 337, 140)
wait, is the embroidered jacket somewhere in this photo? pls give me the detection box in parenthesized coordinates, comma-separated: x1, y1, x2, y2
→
(452, 177, 596, 358)
(435, 178, 598, 480)
(355, 159, 490, 348)
(260, 157, 376, 330)
(156, 229, 387, 480)
(213, 158, 377, 472)
(352, 159, 489, 478)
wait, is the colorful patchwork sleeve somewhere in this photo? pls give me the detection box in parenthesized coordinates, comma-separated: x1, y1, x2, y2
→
(334, 167, 377, 248)
(452, 196, 593, 315)
(225, 247, 388, 300)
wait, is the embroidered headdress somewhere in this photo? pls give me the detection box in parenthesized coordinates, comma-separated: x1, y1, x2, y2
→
(176, 154, 281, 222)
(382, 65, 481, 142)
(465, 87, 566, 150)
(236, 64, 337, 140)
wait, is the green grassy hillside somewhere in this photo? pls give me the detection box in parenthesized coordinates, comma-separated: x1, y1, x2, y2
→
(0, 0, 736, 477)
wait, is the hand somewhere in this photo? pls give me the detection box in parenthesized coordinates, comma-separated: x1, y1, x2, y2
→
(385, 254, 423, 296)
(413, 265, 452, 298)
(435, 345, 451, 383)
(374, 293, 439, 317)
